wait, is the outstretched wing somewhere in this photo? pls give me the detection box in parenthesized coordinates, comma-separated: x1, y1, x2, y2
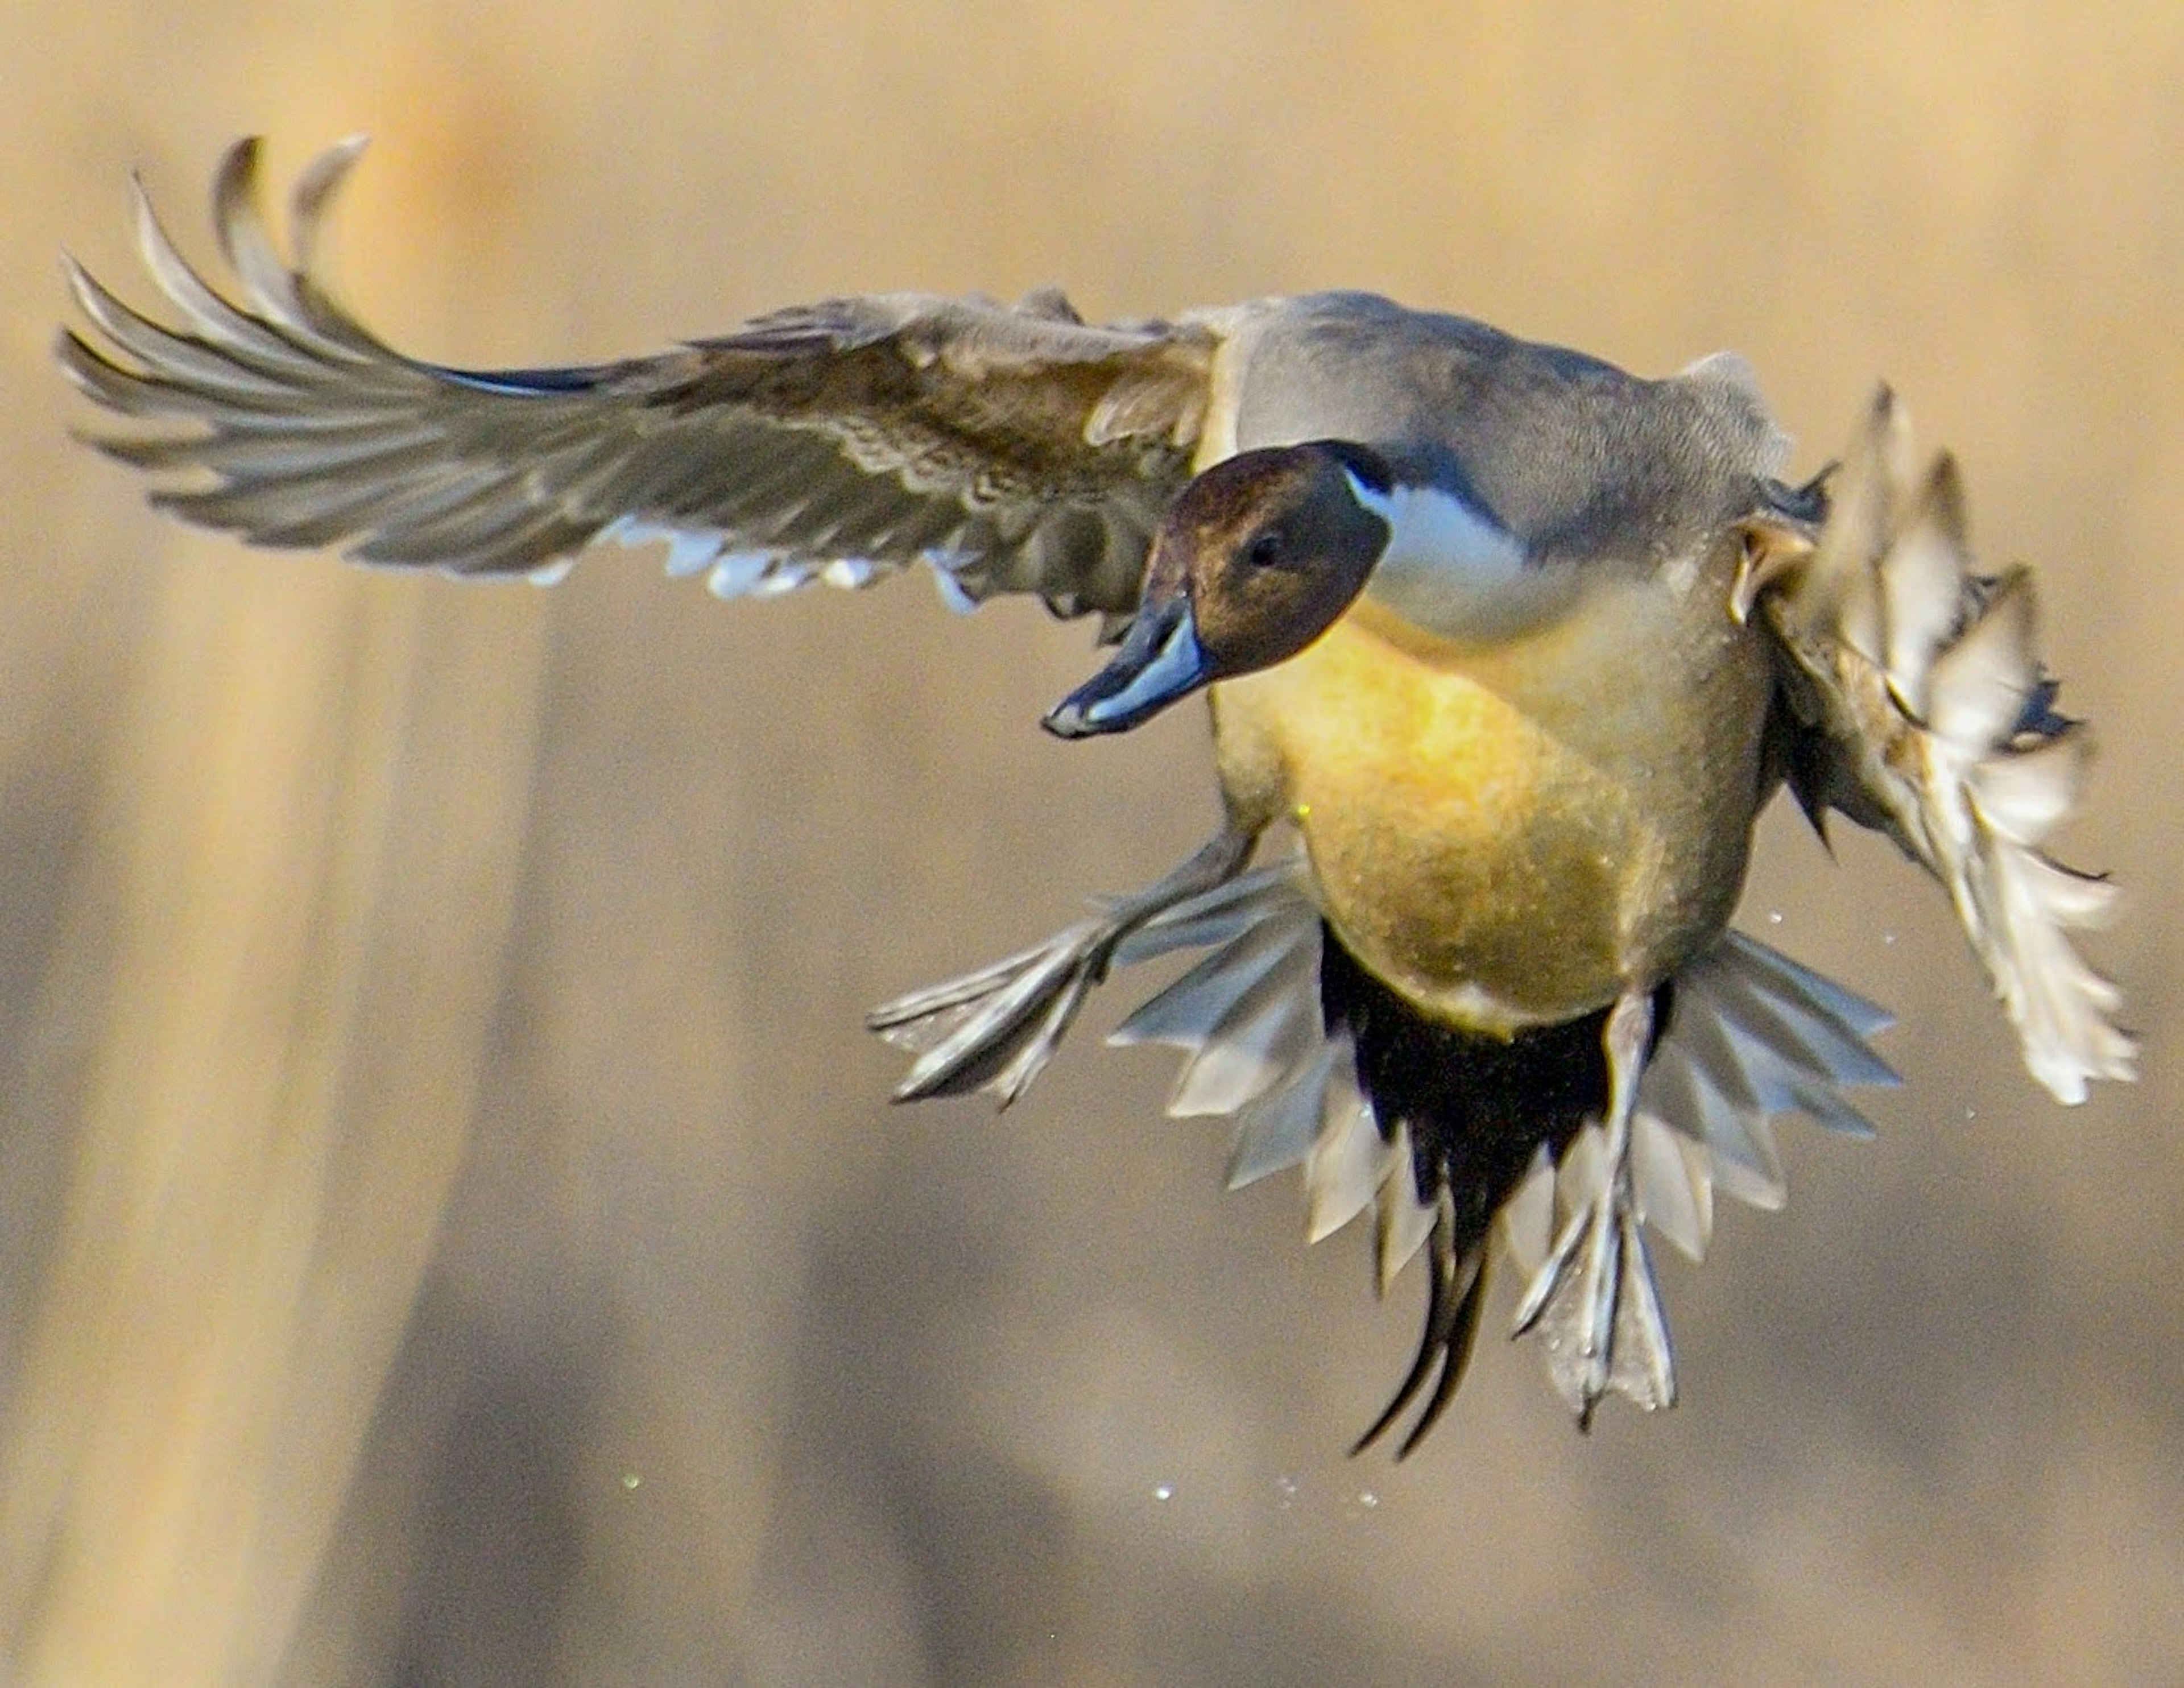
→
(1738, 389, 2136, 1105)
(58, 138, 1218, 620)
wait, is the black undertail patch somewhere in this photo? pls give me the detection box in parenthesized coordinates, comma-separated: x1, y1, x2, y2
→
(1318, 923, 1673, 1454)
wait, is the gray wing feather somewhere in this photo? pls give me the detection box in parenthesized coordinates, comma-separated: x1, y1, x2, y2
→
(59, 138, 1216, 619)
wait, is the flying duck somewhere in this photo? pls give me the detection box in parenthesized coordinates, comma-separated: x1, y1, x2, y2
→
(59, 139, 2136, 1450)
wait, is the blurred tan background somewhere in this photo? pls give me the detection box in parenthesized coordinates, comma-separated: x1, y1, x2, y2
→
(2, 3, 2179, 1683)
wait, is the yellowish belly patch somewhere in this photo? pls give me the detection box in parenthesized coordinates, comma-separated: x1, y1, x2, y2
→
(1211, 586, 1769, 1032)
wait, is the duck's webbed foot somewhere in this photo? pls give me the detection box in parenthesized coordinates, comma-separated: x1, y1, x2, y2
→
(868, 826, 1256, 1108)
(1509, 990, 1677, 1428)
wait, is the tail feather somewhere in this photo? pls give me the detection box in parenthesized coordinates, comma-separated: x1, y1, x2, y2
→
(1349, 1193, 1484, 1458)
(1093, 859, 1900, 1446)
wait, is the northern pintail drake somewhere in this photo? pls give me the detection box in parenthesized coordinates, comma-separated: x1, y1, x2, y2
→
(61, 140, 2136, 1449)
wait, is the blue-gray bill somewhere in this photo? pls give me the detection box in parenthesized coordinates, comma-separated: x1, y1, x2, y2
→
(1043, 597, 1209, 739)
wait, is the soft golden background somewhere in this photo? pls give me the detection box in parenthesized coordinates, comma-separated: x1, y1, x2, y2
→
(3, 4, 2178, 1683)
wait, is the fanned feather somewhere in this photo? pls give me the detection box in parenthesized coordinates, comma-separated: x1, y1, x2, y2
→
(1745, 388, 2136, 1104)
(979, 854, 1905, 1443)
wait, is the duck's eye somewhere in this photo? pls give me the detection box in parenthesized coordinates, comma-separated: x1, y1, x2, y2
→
(1243, 528, 1286, 569)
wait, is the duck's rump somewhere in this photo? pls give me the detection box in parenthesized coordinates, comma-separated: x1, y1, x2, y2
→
(1318, 922, 1672, 1450)
(1321, 924, 1660, 1244)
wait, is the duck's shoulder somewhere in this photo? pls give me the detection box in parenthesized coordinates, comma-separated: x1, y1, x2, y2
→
(1219, 296, 1785, 480)
(1662, 349, 1793, 479)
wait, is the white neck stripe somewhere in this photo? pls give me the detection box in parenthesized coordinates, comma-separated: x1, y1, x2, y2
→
(1342, 471, 1534, 639)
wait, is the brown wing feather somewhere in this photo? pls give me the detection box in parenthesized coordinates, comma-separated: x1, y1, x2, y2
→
(1739, 388, 2135, 1105)
(58, 138, 1215, 619)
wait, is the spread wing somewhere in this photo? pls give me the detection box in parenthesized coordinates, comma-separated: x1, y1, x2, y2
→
(1738, 389, 2136, 1104)
(58, 138, 1218, 621)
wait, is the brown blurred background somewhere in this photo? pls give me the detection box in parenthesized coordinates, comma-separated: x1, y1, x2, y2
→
(2, 3, 2179, 1683)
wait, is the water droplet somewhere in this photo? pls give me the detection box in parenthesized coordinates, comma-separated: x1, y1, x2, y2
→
(1768, 909, 1784, 925)
(1275, 1475, 1298, 1509)
(1964, 1106, 1978, 1121)
(1152, 1483, 1174, 1503)
(1883, 931, 1898, 946)
(1356, 1490, 1379, 1509)
(621, 1472, 642, 1491)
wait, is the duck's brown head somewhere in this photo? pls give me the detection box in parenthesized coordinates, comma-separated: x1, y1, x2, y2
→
(1043, 441, 1391, 738)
